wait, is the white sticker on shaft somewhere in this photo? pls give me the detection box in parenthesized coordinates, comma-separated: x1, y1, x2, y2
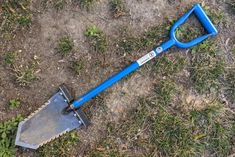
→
(137, 51, 156, 66)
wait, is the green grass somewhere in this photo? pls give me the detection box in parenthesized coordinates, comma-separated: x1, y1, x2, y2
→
(53, 0, 66, 10)
(0, 115, 23, 157)
(86, 97, 235, 157)
(78, 0, 97, 10)
(224, 69, 235, 104)
(155, 79, 177, 106)
(175, 25, 202, 43)
(201, 2, 225, 25)
(1, 0, 32, 33)
(56, 36, 74, 56)
(4, 52, 17, 66)
(110, 0, 126, 18)
(71, 60, 84, 76)
(14, 64, 37, 86)
(39, 131, 80, 157)
(118, 36, 142, 53)
(227, 0, 235, 14)
(152, 110, 199, 157)
(85, 25, 107, 53)
(40, 0, 67, 10)
(190, 103, 235, 157)
(118, 21, 171, 54)
(9, 99, 21, 109)
(190, 41, 225, 94)
(154, 55, 187, 77)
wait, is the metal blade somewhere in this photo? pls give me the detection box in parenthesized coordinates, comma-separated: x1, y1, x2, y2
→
(15, 92, 82, 149)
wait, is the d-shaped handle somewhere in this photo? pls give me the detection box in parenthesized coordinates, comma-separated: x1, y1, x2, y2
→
(160, 3, 218, 51)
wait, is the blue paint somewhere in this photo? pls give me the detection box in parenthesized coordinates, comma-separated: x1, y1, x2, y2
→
(72, 3, 218, 109)
(72, 62, 140, 108)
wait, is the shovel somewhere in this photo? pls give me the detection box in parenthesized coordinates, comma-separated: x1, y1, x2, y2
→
(15, 3, 218, 149)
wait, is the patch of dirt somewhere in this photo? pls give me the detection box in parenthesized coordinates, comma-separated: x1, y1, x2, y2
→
(105, 72, 153, 121)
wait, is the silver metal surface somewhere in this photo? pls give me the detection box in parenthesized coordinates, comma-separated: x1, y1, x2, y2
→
(15, 92, 82, 149)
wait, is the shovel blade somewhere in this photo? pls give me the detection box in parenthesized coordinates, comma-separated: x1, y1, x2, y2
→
(15, 91, 82, 149)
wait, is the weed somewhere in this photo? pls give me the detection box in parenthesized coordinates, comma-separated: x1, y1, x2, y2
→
(9, 99, 21, 109)
(0, 115, 23, 157)
(4, 52, 17, 65)
(39, 131, 80, 157)
(85, 25, 107, 53)
(190, 41, 224, 94)
(224, 69, 235, 104)
(110, 0, 126, 18)
(14, 64, 37, 86)
(56, 36, 74, 56)
(155, 79, 177, 105)
(78, 0, 96, 10)
(1, 0, 32, 33)
(71, 60, 84, 75)
(154, 55, 187, 77)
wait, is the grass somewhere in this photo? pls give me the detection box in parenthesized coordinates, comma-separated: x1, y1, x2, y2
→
(39, 131, 80, 157)
(224, 69, 235, 104)
(155, 79, 177, 106)
(1, 0, 32, 33)
(86, 97, 235, 157)
(71, 60, 84, 76)
(0, 115, 23, 157)
(85, 25, 107, 53)
(56, 36, 74, 56)
(201, 2, 225, 25)
(4, 52, 17, 66)
(190, 103, 235, 157)
(14, 64, 37, 86)
(110, 0, 126, 18)
(118, 36, 142, 53)
(118, 21, 171, 54)
(175, 25, 203, 43)
(9, 99, 21, 109)
(154, 55, 187, 77)
(53, 0, 67, 10)
(227, 0, 235, 14)
(78, 0, 97, 10)
(40, 0, 67, 10)
(190, 41, 225, 94)
(152, 110, 199, 157)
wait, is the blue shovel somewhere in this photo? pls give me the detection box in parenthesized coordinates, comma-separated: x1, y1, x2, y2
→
(15, 3, 218, 149)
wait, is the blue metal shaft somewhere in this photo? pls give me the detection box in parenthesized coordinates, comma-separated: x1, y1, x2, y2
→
(71, 3, 218, 109)
(72, 62, 140, 108)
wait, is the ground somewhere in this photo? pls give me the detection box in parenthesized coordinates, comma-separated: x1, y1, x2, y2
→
(0, 0, 235, 157)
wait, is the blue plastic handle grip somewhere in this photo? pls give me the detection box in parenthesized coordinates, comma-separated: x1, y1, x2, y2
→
(71, 4, 218, 109)
(161, 3, 218, 51)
